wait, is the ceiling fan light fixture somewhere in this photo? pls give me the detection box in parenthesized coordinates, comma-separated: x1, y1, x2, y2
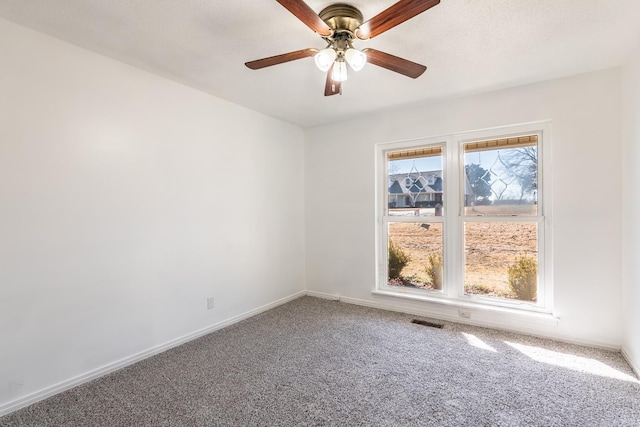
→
(331, 60, 348, 82)
(345, 48, 367, 71)
(314, 48, 337, 72)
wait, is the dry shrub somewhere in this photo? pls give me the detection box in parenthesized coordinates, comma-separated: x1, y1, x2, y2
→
(388, 240, 410, 279)
(425, 254, 443, 290)
(508, 255, 537, 301)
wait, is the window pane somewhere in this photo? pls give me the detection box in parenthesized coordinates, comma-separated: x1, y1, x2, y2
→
(388, 222, 443, 291)
(387, 148, 444, 217)
(463, 139, 537, 216)
(464, 222, 538, 302)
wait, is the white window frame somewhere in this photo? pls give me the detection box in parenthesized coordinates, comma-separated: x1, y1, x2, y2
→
(375, 122, 553, 314)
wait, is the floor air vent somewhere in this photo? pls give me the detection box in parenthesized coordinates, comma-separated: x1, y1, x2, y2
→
(411, 319, 443, 328)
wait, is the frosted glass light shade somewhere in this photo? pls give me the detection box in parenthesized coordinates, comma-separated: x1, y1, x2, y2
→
(331, 60, 348, 82)
(314, 48, 337, 72)
(345, 48, 367, 71)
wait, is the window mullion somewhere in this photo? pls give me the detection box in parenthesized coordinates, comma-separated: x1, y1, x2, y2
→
(445, 137, 461, 299)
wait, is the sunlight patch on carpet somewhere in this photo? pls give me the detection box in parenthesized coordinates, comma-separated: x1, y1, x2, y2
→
(505, 341, 639, 383)
(461, 333, 497, 352)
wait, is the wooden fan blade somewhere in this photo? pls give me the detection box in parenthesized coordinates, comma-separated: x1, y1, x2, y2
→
(245, 48, 318, 70)
(276, 0, 332, 36)
(324, 64, 341, 96)
(356, 0, 440, 40)
(362, 48, 426, 78)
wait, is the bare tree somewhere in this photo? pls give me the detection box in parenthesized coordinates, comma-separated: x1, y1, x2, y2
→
(497, 146, 537, 202)
(465, 163, 492, 203)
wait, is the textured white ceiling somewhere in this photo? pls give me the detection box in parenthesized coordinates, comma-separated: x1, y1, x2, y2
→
(1, 0, 639, 128)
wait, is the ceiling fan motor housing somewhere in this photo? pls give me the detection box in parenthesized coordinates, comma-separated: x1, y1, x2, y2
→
(319, 4, 363, 34)
(318, 3, 365, 56)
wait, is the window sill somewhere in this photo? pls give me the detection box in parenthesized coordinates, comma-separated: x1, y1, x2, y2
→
(371, 289, 558, 327)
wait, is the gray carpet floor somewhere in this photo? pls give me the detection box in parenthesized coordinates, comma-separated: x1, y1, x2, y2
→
(2, 296, 639, 426)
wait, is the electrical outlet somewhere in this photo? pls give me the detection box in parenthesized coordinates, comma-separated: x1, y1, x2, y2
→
(458, 310, 471, 319)
(207, 297, 215, 310)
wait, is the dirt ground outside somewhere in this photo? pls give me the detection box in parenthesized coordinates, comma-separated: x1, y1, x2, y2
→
(388, 209, 538, 301)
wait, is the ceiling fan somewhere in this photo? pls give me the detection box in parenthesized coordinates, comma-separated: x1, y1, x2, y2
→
(245, 0, 440, 96)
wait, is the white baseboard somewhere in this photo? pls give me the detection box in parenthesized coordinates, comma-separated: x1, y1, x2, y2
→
(0, 290, 306, 418)
(621, 347, 640, 379)
(304, 290, 340, 300)
(333, 294, 620, 351)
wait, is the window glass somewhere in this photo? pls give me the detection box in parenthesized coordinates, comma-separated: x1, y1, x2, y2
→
(388, 222, 443, 291)
(387, 147, 444, 217)
(463, 136, 537, 216)
(464, 222, 538, 302)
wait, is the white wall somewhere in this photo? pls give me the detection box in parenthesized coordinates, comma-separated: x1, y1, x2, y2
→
(621, 43, 640, 374)
(305, 68, 623, 348)
(0, 18, 305, 412)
